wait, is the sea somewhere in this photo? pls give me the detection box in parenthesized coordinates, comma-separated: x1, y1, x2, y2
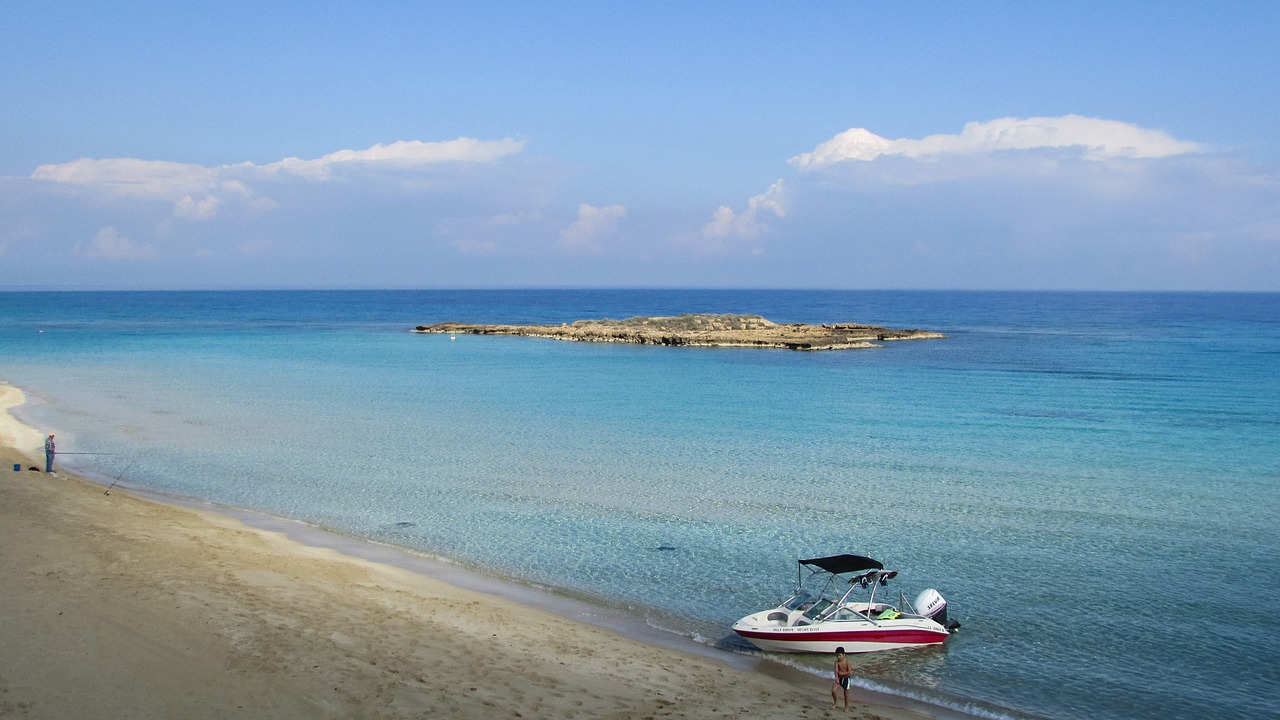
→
(0, 289, 1276, 720)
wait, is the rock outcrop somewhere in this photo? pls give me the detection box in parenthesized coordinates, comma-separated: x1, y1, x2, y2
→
(413, 313, 943, 350)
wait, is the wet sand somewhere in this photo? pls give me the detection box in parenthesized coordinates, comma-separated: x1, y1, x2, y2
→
(0, 383, 935, 719)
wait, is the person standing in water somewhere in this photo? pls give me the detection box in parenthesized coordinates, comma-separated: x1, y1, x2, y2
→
(831, 646, 852, 710)
(44, 433, 55, 473)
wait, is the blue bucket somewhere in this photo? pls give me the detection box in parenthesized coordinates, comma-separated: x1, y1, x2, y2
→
(12, 463, 19, 472)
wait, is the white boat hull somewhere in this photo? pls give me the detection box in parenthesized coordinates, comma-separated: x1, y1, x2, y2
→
(732, 612, 949, 654)
(733, 555, 954, 654)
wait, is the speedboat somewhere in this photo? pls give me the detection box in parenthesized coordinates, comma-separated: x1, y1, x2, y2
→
(732, 554, 957, 653)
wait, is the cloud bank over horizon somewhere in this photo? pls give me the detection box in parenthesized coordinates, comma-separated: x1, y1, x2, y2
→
(29, 137, 526, 215)
(4, 116, 1278, 290)
(698, 116, 1277, 290)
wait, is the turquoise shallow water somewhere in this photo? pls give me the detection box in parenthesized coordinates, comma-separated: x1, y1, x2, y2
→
(1, 289, 1277, 720)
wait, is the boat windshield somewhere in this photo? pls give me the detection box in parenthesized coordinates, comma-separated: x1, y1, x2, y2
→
(783, 591, 814, 611)
(803, 598, 834, 620)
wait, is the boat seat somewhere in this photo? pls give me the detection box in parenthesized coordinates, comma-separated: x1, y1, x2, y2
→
(767, 611, 789, 622)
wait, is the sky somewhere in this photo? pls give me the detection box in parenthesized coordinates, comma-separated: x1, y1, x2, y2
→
(3, 2, 1279, 291)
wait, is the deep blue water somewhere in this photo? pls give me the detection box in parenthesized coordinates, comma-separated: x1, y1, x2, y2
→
(1, 289, 1277, 720)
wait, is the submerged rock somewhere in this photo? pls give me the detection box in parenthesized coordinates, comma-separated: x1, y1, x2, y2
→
(413, 313, 944, 351)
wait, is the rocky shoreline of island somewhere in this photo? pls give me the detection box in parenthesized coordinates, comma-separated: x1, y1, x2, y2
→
(413, 313, 944, 350)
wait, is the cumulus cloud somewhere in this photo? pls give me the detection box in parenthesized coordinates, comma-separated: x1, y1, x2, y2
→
(699, 180, 786, 248)
(714, 116, 1205, 246)
(789, 115, 1201, 170)
(558, 203, 626, 254)
(671, 114, 1280, 289)
(73, 227, 155, 259)
(173, 194, 224, 220)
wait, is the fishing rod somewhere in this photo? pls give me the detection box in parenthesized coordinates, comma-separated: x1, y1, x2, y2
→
(56, 452, 119, 455)
(104, 457, 136, 496)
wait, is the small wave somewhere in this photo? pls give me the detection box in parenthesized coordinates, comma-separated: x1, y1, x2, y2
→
(845, 673, 1025, 720)
(706, 647, 1028, 720)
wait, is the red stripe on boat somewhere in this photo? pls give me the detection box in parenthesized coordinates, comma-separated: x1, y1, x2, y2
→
(734, 628, 947, 644)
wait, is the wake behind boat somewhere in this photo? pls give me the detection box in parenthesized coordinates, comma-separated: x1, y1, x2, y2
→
(732, 554, 958, 654)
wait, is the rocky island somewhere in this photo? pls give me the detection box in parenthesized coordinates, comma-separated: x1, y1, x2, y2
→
(413, 313, 944, 350)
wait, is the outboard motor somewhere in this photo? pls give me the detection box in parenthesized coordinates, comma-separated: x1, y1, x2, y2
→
(913, 588, 949, 627)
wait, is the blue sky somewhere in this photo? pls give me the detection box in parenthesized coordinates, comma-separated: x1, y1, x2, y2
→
(3, 2, 1278, 290)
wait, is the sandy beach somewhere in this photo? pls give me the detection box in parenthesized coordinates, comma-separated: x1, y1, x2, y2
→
(0, 384, 934, 720)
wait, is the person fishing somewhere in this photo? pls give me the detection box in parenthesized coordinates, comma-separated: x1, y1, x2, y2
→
(44, 433, 56, 473)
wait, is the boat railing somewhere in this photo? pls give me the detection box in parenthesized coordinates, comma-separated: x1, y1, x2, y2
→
(823, 570, 917, 625)
(798, 569, 920, 626)
(827, 585, 880, 624)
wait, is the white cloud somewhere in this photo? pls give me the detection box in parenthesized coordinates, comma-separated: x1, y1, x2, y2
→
(700, 179, 786, 245)
(790, 115, 1202, 170)
(173, 194, 223, 220)
(73, 227, 155, 259)
(669, 115, 1280, 289)
(558, 203, 626, 254)
(258, 137, 526, 180)
(789, 128, 894, 167)
(7, 118, 1275, 290)
(32, 158, 219, 200)
(28, 137, 527, 220)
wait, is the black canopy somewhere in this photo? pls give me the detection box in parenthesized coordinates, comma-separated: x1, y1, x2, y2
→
(799, 554, 884, 574)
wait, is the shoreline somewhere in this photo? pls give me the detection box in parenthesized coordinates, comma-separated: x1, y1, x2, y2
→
(0, 382, 944, 720)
